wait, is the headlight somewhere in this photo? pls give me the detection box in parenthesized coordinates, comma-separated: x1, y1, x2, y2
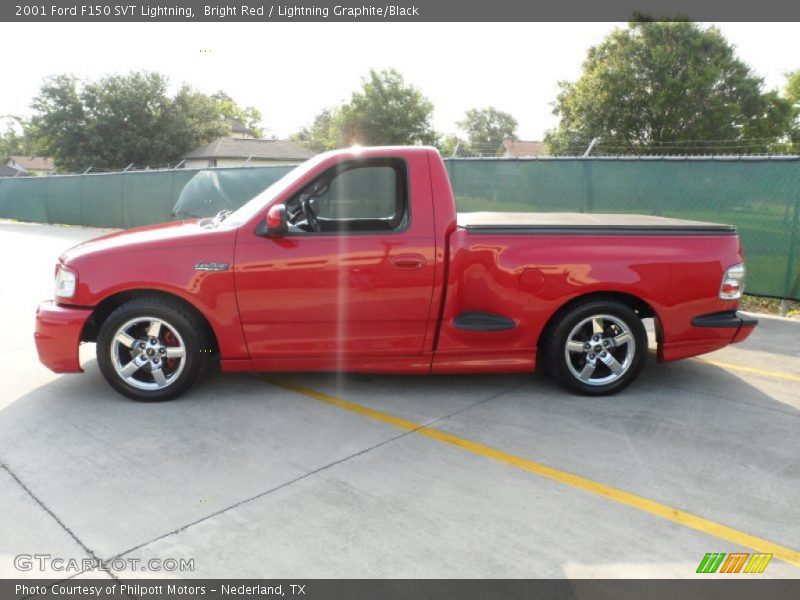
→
(55, 265, 77, 298)
(719, 263, 745, 300)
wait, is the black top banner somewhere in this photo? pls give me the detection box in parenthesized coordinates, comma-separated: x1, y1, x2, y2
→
(3, 0, 800, 22)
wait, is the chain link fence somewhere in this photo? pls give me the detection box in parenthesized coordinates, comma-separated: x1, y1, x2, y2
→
(0, 157, 798, 300)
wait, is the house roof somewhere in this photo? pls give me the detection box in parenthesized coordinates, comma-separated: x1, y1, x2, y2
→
(500, 139, 546, 158)
(0, 164, 21, 177)
(182, 138, 316, 161)
(8, 155, 56, 171)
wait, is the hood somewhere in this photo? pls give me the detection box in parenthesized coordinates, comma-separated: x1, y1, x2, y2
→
(59, 219, 232, 264)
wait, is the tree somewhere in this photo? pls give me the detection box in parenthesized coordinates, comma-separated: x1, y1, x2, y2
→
(211, 91, 263, 138)
(290, 108, 336, 152)
(0, 116, 40, 160)
(457, 107, 518, 152)
(435, 134, 462, 158)
(28, 71, 255, 171)
(783, 70, 800, 152)
(293, 69, 437, 150)
(786, 71, 800, 104)
(336, 69, 437, 146)
(545, 20, 794, 155)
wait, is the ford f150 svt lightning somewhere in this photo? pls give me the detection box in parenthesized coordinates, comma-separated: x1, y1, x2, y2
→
(35, 146, 756, 401)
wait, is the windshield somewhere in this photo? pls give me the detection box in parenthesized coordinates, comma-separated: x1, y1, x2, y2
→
(220, 154, 330, 228)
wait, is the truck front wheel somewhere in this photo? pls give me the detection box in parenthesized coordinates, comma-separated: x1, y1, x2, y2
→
(96, 298, 211, 401)
(545, 299, 647, 395)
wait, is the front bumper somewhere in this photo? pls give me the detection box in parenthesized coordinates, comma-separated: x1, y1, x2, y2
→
(34, 301, 93, 373)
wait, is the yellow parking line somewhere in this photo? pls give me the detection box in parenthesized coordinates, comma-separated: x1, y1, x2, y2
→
(264, 376, 800, 568)
(697, 359, 800, 383)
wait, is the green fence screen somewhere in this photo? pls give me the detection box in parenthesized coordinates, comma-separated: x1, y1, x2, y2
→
(0, 166, 293, 229)
(1, 158, 798, 300)
(446, 158, 800, 301)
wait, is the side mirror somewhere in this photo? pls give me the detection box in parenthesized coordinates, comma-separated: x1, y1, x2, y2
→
(265, 204, 288, 236)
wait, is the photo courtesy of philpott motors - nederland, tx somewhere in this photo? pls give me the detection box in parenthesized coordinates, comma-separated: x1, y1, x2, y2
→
(16, 583, 251, 597)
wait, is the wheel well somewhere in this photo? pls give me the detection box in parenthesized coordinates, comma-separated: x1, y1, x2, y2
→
(81, 290, 219, 351)
(536, 291, 658, 358)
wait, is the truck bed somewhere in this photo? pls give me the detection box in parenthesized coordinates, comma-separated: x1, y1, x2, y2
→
(457, 212, 736, 235)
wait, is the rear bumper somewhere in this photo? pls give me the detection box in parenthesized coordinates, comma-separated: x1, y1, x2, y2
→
(660, 310, 757, 362)
(691, 311, 758, 330)
(34, 301, 92, 373)
(691, 310, 758, 345)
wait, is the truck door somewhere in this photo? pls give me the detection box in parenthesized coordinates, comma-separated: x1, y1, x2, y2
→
(234, 155, 436, 359)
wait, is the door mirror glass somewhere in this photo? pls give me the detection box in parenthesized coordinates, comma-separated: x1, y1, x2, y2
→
(265, 204, 288, 236)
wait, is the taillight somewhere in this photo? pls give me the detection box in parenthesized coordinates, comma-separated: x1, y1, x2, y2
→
(719, 263, 745, 300)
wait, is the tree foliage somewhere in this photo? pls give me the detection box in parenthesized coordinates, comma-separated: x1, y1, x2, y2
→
(211, 91, 264, 138)
(0, 116, 40, 160)
(545, 20, 794, 155)
(784, 70, 800, 152)
(292, 69, 436, 151)
(457, 107, 518, 151)
(786, 71, 800, 104)
(28, 71, 259, 171)
(435, 134, 462, 158)
(290, 108, 336, 152)
(337, 69, 436, 146)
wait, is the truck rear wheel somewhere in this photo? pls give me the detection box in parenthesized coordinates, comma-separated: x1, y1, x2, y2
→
(545, 299, 647, 395)
(96, 298, 211, 401)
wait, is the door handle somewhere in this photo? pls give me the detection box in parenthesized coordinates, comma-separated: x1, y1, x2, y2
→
(390, 253, 426, 269)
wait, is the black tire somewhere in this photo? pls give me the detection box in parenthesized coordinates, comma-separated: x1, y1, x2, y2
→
(544, 298, 647, 396)
(96, 298, 212, 401)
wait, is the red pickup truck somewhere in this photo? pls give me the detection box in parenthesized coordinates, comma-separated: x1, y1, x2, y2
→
(35, 146, 755, 401)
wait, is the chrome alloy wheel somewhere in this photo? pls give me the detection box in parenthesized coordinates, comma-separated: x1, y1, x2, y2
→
(564, 314, 636, 386)
(109, 317, 186, 391)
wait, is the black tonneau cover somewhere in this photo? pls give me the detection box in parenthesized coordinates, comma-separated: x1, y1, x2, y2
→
(458, 212, 736, 235)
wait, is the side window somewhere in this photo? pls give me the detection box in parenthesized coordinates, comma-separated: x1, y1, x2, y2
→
(287, 159, 408, 233)
(318, 166, 398, 221)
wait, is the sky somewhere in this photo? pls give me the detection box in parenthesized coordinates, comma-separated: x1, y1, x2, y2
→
(0, 22, 798, 141)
